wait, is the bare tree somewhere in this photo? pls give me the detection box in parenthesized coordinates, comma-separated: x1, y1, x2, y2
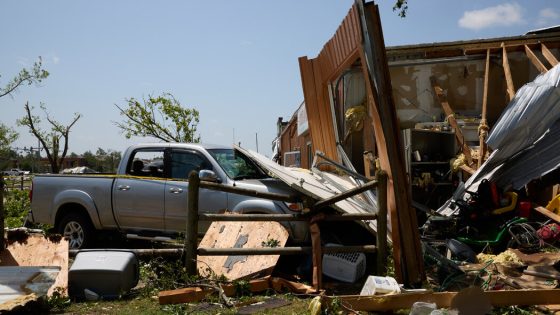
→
(18, 102, 81, 173)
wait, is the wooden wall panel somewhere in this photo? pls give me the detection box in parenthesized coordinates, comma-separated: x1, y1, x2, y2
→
(299, 5, 362, 162)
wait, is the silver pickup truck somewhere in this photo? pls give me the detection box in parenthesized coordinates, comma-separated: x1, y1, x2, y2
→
(28, 143, 306, 249)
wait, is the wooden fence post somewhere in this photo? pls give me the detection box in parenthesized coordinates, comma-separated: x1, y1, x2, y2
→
(185, 171, 200, 275)
(376, 170, 388, 275)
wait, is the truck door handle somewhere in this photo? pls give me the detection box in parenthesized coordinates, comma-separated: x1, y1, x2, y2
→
(169, 187, 183, 194)
(117, 185, 131, 191)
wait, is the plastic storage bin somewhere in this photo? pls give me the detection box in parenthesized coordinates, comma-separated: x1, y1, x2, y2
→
(69, 250, 139, 299)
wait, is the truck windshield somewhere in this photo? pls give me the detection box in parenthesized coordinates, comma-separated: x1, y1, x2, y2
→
(207, 149, 267, 180)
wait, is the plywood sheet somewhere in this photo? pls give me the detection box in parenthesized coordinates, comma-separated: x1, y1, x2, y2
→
(0, 231, 68, 295)
(197, 220, 289, 281)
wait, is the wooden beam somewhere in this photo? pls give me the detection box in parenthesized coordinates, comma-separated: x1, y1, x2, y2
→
(501, 43, 516, 102)
(533, 205, 560, 223)
(525, 44, 548, 73)
(541, 43, 559, 67)
(357, 1, 424, 286)
(478, 49, 490, 168)
(329, 289, 560, 312)
(430, 77, 473, 166)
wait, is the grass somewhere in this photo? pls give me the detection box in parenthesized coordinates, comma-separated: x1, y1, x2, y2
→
(57, 293, 312, 315)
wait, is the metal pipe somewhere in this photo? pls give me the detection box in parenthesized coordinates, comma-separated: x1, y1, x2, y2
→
(199, 213, 378, 222)
(185, 171, 199, 274)
(197, 245, 377, 256)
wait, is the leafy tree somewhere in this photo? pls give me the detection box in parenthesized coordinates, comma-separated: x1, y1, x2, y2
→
(17, 102, 81, 174)
(82, 148, 121, 172)
(0, 57, 49, 98)
(393, 0, 408, 18)
(0, 58, 48, 166)
(115, 92, 200, 143)
(0, 124, 18, 156)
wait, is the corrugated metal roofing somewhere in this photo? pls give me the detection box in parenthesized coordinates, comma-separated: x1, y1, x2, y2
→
(465, 64, 560, 189)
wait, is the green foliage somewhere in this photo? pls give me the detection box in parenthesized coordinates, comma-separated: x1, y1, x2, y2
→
(4, 189, 30, 228)
(0, 57, 49, 98)
(139, 257, 199, 296)
(115, 92, 200, 143)
(46, 287, 71, 312)
(393, 0, 408, 18)
(0, 123, 18, 155)
(261, 238, 280, 248)
(82, 148, 121, 172)
(233, 279, 251, 297)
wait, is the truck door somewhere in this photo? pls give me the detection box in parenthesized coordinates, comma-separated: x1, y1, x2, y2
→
(164, 149, 227, 232)
(113, 149, 166, 231)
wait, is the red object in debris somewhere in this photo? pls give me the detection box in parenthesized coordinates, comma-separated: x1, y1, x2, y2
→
(518, 201, 532, 218)
(490, 182, 500, 207)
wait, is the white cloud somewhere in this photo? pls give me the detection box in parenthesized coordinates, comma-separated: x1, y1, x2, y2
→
(536, 8, 560, 27)
(52, 56, 60, 64)
(458, 3, 525, 31)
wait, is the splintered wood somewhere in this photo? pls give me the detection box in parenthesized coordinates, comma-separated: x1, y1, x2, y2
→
(197, 220, 289, 281)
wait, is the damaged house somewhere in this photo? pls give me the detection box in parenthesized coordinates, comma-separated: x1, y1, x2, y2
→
(274, 2, 560, 286)
(276, 16, 560, 215)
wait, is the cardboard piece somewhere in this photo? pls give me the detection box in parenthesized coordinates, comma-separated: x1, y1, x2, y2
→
(197, 220, 289, 281)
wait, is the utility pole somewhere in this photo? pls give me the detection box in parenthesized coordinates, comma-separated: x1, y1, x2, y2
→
(255, 133, 259, 153)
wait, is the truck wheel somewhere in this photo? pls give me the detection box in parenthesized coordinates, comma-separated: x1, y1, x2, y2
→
(58, 213, 94, 249)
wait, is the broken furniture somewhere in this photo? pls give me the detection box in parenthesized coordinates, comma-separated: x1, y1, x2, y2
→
(403, 128, 456, 209)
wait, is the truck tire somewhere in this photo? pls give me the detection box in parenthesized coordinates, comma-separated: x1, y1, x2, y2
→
(58, 213, 94, 249)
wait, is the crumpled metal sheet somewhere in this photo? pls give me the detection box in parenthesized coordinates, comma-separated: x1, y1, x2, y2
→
(490, 119, 560, 190)
(438, 64, 560, 213)
(0, 266, 60, 312)
(465, 64, 560, 189)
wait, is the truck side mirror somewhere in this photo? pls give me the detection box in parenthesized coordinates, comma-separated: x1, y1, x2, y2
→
(199, 169, 221, 183)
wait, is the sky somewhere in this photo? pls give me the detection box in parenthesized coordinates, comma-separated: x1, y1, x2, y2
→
(1, 0, 560, 158)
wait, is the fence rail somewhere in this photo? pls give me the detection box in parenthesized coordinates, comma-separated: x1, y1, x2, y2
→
(184, 170, 388, 290)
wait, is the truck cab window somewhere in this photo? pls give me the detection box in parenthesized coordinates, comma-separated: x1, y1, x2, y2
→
(171, 151, 211, 180)
(128, 150, 165, 178)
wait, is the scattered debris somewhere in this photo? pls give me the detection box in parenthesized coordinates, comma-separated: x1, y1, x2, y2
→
(0, 266, 60, 312)
(0, 229, 68, 296)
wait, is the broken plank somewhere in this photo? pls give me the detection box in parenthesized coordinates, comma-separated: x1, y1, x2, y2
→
(158, 277, 271, 305)
(533, 205, 560, 223)
(502, 43, 516, 102)
(525, 44, 548, 73)
(541, 43, 559, 67)
(158, 287, 212, 305)
(330, 289, 560, 312)
(430, 76, 473, 166)
(197, 220, 289, 281)
(478, 49, 491, 168)
(358, 1, 424, 286)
